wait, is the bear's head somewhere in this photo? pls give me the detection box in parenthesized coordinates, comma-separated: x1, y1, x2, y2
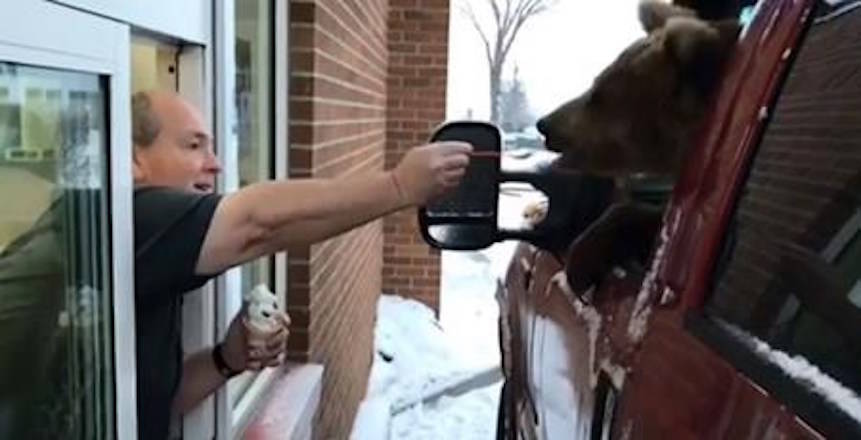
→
(537, 1, 740, 177)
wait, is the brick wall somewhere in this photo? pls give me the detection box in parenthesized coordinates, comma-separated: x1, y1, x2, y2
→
(286, 0, 389, 438)
(383, 0, 451, 313)
(284, 0, 451, 436)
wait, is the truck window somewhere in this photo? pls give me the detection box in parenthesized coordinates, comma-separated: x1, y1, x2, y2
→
(704, 2, 861, 401)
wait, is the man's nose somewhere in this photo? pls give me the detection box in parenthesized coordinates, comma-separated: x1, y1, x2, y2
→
(205, 151, 222, 174)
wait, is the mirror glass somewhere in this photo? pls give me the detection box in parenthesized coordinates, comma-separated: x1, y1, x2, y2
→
(426, 223, 497, 250)
(424, 124, 500, 220)
(420, 122, 501, 250)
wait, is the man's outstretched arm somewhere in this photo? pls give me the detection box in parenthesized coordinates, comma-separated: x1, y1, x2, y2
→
(195, 141, 471, 275)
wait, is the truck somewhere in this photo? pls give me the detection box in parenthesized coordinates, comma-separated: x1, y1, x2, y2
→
(419, 0, 861, 438)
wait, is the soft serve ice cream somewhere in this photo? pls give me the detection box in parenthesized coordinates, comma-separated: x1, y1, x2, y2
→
(244, 284, 280, 336)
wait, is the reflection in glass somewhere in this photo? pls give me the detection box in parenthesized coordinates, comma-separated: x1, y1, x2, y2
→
(232, 0, 275, 408)
(0, 62, 112, 439)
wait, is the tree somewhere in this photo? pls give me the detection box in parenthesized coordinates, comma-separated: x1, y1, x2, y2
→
(499, 66, 534, 132)
(461, 0, 556, 124)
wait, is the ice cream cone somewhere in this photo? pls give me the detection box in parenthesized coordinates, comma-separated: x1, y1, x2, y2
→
(244, 284, 281, 347)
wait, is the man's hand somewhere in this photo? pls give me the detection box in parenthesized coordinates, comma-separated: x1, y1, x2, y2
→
(222, 310, 290, 372)
(390, 141, 473, 205)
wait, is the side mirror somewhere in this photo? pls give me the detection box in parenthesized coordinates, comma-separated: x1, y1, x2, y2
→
(419, 121, 501, 250)
(419, 121, 616, 252)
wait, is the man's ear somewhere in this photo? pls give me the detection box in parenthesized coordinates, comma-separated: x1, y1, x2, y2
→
(132, 146, 148, 183)
(639, 0, 696, 33)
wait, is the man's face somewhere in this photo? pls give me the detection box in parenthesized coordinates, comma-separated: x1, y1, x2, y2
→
(133, 93, 220, 193)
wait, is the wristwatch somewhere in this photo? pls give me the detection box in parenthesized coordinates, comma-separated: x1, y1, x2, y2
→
(212, 343, 242, 378)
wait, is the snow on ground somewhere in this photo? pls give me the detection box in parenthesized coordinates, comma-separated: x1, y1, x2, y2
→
(389, 381, 503, 440)
(352, 159, 546, 439)
(440, 175, 546, 369)
(364, 295, 474, 411)
(351, 295, 501, 440)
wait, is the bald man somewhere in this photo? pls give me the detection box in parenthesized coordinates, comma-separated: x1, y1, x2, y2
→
(131, 91, 471, 439)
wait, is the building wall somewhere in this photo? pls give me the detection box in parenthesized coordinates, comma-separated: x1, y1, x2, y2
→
(383, 0, 451, 313)
(286, 0, 389, 437)
(285, 0, 451, 437)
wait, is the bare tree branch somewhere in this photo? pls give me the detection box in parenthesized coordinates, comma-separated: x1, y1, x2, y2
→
(461, 1, 494, 66)
(501, 0, 514, 36)
(500, 0, 555, 65)
(459, 0, 557, 123)
(489, 0, 502, 28)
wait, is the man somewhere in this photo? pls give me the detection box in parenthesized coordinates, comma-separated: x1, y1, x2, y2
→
(132, 90, 472, 439)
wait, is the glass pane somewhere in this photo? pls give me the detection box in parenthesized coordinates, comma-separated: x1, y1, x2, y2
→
(0, 62, 112, 439)
(232, 0, 274, 408)
(705, 26, 861, 393)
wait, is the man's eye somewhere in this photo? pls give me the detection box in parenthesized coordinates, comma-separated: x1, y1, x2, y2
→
(188, 142, 201, 150)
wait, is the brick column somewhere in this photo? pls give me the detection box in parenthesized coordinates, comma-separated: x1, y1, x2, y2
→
(384, 0, 450, 313)
(286, 1, 390, 437)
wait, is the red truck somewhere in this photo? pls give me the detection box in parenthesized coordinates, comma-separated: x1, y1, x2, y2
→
(420, 0, 861, 438)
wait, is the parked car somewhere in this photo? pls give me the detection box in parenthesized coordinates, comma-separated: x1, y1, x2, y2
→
(421, 0, 861, 438)
(503, 128, 544, 159)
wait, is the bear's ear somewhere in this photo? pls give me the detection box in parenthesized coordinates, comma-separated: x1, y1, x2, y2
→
(639, 0, 696, 33)
(664, 16, 740, 79)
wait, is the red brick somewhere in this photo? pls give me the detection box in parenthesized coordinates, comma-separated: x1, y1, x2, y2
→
(383, 0, 449, 315)
(267, 1, 452, 437)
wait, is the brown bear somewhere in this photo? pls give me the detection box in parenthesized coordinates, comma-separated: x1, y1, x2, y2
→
(538, 1, 739, 176)
(535, 1, 741, 293)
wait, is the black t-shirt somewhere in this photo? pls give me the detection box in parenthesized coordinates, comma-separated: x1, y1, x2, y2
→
(134, 187, 221, 440)
(0, 198, 66, 439)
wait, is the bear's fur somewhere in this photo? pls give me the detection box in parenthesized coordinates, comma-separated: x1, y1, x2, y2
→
(537, 1, 739, 177)
(534, 1, 740, 293)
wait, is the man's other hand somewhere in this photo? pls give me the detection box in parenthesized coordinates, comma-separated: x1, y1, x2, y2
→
(222, 311, 290, 372)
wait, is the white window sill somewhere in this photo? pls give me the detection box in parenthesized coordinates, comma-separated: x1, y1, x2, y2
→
(240, 362, 324, 440)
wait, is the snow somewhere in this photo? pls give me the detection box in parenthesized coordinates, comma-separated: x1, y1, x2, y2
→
(627, 208, 678, 343)
(350, 294, 503, 440)
(550, 272, 604, 387)
(718, 319, 861, 421)
(366, 295, 475, 410)
(352, 179, 544, 439)
(352, 396, 392, 440)
(389, 381, 502, 440)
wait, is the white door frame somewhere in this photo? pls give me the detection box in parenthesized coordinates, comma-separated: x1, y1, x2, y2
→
(7, 1, 288, 438)
(214, 0, 290, 437)
(0, 1, 135, 438)
(50, 0, 210, 44)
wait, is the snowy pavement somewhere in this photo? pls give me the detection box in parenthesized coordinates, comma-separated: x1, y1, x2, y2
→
(350, 294, 504, 440)
(352, 168, 546, 440)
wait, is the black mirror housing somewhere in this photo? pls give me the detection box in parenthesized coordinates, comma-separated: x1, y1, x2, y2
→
(418, 121, 616, 252)
(419, 121, 502, 250)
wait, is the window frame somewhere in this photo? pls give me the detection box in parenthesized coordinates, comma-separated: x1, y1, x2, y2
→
(685, 314, 861, 437)
(49, 0, 210, 45)
(213, 0, 289, 437)
(0, 2, 136, 438)
(685, 4, 861, 433)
